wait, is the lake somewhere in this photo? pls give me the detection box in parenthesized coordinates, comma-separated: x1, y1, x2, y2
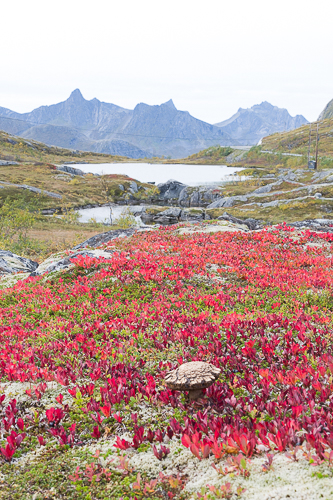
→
(67, 162, 243, 186)
(73, 162, 246, 224)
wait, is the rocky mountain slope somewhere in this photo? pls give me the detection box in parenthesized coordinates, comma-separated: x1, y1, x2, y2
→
(215, 101, 308, 145)
(0, 90, 234, 159)
(318, 98, 333, 120)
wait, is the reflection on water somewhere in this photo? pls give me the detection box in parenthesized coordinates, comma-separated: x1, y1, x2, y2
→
(66, 162, 243, 186)
(78, 205, 145, 225)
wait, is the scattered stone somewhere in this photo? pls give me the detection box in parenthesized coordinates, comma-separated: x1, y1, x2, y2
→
(164, 361, 221, 401)
(285, 218, 333, 232)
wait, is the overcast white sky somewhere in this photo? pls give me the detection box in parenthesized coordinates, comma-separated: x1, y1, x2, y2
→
(1, 0, 332, 124)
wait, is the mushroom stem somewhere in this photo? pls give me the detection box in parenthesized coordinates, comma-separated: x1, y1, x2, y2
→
(188, 389, 203, 401)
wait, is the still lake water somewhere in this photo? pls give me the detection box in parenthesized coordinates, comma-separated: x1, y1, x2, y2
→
(68, 162, 243, 186)
(71, 163, 244, 224)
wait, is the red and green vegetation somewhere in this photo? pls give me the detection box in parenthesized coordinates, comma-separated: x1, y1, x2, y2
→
(1, 224, 333, 498)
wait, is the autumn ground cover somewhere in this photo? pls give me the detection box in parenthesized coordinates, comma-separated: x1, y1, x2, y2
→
(1, 224, 333, 499)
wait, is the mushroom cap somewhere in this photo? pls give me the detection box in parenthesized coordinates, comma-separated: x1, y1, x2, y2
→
(164, 361, 221, 391)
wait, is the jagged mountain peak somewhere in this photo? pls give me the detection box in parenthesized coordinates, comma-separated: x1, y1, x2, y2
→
(68, 88, 85, 101)
(162, 99, 176, 110)
(133, 99, 177, 113)
(215, 101, 308, 145)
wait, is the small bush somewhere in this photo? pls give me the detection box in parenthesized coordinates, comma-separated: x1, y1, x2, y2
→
(114, 207, 136, 229)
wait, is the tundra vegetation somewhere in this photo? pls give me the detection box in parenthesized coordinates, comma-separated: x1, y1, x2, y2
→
(1, 225, 333, 499)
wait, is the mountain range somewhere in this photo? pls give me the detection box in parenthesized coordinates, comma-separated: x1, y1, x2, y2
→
(0, 90, 308, 158)
(215, 101, 308, 145)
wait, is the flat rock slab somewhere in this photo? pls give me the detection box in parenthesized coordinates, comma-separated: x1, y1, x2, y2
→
(176, 221, 249, 235)
(0, 251, 38, 274)
(31, 249, 113, 276)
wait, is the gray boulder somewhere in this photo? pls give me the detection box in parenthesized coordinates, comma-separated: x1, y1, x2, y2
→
(157, 179, 188, 202)
(56, 165, 84, 176)
(251, 182, 280, 195)
(0, 250, 38, 275)
(129, 181, 138, 193)
(178, 186, 224, 207)
(180, 208, 206, 221)
(152, 207, 182, 225)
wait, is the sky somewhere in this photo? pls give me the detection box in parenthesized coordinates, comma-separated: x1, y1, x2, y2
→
(1, 0, 333, 124)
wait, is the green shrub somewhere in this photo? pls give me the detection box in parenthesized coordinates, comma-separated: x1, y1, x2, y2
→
(114, 207, 136, 229)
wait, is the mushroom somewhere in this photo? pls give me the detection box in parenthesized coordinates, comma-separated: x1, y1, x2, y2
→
(164, 361, 221, 401)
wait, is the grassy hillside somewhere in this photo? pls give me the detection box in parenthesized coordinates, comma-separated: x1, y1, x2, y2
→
(261, 118, 333, 160)
(164, 145, 236, 164)
(0, 129, 135, 165)
(167, 119, 333, 170)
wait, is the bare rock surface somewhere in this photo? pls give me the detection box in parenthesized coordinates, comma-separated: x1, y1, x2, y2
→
(207, 195, 248, 209)
(176, 220, 249, 235)
(0, 250, 38, 275)
(56, 165, 84, 176)
(30, 249, 113, 276)
(73, 227, 152, 249)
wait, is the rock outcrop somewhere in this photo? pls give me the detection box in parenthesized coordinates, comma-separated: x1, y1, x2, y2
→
(156, 180, 188, 204)
(0, 251, 38, 274)
(30, 249, 113, 276)
(56, 165, 84, 176)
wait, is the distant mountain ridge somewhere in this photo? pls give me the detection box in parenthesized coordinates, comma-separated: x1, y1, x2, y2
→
(0, 91, 308, 158)
(0, 90, 234, 158)
(215, 101, 308, 145)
